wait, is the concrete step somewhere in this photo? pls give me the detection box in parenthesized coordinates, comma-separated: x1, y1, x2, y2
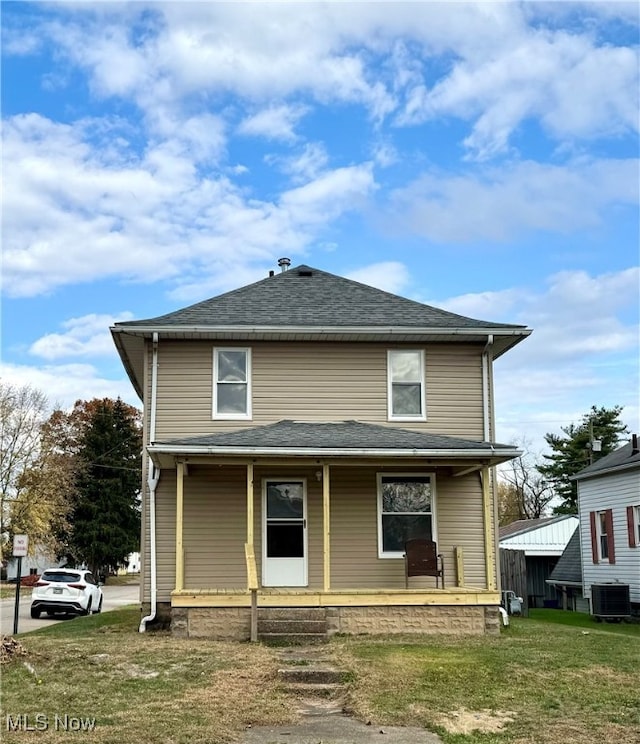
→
(277, 667, 349, 684)
(283, 682, 346, 698)
(258, 608, 327, 621)
(259, 632, 328, 645)
(258, 619, 327, 634)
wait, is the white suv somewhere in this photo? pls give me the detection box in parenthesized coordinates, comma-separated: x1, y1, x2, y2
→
(31, 569, 103, 618)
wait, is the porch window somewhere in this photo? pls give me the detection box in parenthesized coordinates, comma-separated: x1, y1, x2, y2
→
(213, 347, 252, 419)
(387, 350, 426, 420)
(377, 474, 435, 558)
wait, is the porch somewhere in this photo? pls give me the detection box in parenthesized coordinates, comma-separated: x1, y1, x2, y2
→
(170, 587, 502, 640)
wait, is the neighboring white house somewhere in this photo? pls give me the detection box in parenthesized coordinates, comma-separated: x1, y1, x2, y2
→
(6, 549, 65, 581)
(572, 435, 640, 612)
(499, 515, 578, 607)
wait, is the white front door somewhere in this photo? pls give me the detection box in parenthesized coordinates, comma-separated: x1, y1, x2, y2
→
(263, 479, 307, 587)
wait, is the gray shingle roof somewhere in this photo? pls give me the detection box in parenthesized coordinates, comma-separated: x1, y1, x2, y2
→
(116, 264, 526, 331)
(548, 527, 582, 585)
(153, 419, 515, 453)
(572, 438, 640, 480)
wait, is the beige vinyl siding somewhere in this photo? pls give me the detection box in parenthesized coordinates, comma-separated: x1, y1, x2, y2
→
(155, 470, 177, 601)
(152, 465, 488, 598)
(184, 467, 247, 589)
(153, 340, 484, 440)
(330, 468, 487, 590)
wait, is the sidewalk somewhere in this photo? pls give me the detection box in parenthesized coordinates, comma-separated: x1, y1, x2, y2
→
(241, 645, 442, 744)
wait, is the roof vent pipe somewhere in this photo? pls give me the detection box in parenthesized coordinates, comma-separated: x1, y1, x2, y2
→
(632, 433, 638, 456)
(277, 257, 291, 272)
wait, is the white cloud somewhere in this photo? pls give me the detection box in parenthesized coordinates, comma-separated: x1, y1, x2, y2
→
(29, 313, 134, 360)
(238, 104, 308, 142)
(267, 143, 330, 182)
(2, 114, 376, 299)
(385, 159, 638, 243)
(0, 363, 139, 411)
(346, 261, 411, 295)
(28, 2, 636, 157)
(396, 27, 639, 158)
(438, 267, 640, 450)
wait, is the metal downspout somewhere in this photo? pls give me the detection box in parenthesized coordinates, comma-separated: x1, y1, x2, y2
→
(139, 332, 159, 633)
(481, 334, 494, 441)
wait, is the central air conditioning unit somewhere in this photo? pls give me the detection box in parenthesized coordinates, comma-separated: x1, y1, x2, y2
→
(590, 583, 631, 620)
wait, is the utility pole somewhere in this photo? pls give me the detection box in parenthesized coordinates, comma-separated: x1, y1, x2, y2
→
(587, 418, 602, 466)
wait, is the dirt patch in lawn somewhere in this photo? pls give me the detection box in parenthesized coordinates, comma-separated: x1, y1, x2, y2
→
(432, 707, 516, 734)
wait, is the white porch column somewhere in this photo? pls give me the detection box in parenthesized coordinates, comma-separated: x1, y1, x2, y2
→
(175, 460, 185, 592)
(322, 463, 331, 592)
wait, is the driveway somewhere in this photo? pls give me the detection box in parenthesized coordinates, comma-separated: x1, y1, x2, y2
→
(0, 583, 139, 635)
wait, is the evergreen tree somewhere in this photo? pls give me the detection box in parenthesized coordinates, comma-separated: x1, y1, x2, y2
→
(539, 405, 629, 514)
(69, 398, 142, 576)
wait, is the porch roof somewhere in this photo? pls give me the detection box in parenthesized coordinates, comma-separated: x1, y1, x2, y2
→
(149, 419, 520, 467)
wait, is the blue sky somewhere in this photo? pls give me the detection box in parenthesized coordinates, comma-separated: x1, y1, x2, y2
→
(2, 1, 639, 458)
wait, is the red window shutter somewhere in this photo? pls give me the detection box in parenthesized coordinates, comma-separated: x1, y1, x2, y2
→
(627, 506, 637, 548)
(605, 509, 615, 564)
(590, 512, 599, 564)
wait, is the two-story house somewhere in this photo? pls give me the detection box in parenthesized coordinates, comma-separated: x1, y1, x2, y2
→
(570, 435, 640, 615)
(111, 262, 531, 639)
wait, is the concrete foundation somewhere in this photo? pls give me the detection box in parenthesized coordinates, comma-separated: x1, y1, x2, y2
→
(170, 604, 500, 639)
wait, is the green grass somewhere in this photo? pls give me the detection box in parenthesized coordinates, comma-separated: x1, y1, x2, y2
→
(528, 608, 639, 635)
(0, 584, 17, 599)
(3, 609, 639, 744)
(333, 614, 640, 744)
(103, 574, 140, 586)
(2, 609, 297, 743)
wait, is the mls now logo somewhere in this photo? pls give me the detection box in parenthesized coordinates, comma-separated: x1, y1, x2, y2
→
(6, 714, 96, 732)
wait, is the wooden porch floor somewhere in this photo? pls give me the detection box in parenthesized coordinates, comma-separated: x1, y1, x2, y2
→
(171, 586, 500, 607)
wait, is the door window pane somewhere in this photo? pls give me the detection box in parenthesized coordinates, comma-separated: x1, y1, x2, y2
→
(267, 523, 304, 557)
(267, 482, 304, 519)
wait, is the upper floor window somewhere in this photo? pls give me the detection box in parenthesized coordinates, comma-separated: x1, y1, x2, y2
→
(213, 348, 252, 419)
(377, 474, 435, 558)
(598, 511, 609, 560)
(590, 509, 615, 564)
(387, 350, 426, 421)
(628, 505, 640, 548)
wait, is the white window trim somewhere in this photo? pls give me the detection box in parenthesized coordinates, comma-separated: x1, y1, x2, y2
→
(596, 510, 610, 563)
(212, 347, 252, 420)
(387, 349, 426, 422)
(376, 472, 437, 559)
(634, 505, 640, 547)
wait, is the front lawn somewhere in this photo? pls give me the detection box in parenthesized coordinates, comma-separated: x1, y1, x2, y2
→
(334, 613, 640, 744)
(2, 609, 638, 743)
(1, 609, 296, 743)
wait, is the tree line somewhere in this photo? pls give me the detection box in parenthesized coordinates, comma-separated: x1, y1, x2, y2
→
(498, 405, 629, 525)
(1, 382, 141, 578)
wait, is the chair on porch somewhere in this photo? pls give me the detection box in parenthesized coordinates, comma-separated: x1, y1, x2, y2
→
(404, 539, 445, 589)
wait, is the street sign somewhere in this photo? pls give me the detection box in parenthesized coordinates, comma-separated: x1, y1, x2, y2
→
(13, 534, 29, 557)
